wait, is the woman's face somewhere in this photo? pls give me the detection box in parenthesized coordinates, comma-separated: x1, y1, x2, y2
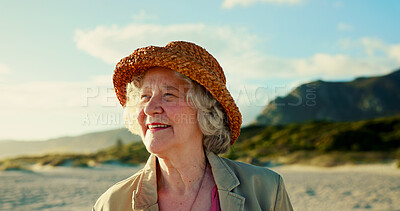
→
(136, 67, 203, 156)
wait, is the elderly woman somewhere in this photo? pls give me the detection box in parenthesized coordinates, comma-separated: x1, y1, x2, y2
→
(93, 41, 293, 211)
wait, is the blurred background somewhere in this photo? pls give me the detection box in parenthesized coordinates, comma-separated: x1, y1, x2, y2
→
(1, 0, 400, 210)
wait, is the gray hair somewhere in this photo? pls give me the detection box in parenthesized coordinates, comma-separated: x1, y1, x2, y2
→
(123, 71, 231, 154)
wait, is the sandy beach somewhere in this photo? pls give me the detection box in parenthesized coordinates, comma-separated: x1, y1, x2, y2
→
(0, 163, 399, 211)
(274, 163, 400, 211)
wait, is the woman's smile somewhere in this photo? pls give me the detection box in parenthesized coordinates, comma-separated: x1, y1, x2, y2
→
(146, 123, 171, 131)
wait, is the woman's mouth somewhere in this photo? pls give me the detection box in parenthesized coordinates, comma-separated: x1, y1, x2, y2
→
(147, 123, 171, 131)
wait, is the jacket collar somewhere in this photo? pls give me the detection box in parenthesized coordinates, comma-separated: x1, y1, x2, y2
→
(205, 151, 240, 191)
(132, 154, 158, 210)
(132, 152, 245, 211)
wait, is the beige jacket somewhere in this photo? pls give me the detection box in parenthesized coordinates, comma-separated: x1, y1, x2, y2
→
(93, 151, 293, 211)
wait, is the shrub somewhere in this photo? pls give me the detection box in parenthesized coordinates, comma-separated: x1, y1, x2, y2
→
(72, 159, 89, 167)
(0, 161, 24, 171)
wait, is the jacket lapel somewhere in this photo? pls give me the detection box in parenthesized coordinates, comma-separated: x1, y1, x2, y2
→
(132, 154, 159, 211)
(207, 151, 245, 211)
(218, 190, 245, 211)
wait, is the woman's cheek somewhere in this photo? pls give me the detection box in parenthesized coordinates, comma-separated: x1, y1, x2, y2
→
(136, 109, 146, 134)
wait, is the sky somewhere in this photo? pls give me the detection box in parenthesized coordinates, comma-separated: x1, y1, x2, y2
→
(0, 0, 399, 140)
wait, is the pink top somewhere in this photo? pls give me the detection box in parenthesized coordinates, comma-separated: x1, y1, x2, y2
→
(210, 185, 221, 211)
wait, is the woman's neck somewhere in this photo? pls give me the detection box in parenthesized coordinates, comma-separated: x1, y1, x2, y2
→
(156, 147, 207, 195)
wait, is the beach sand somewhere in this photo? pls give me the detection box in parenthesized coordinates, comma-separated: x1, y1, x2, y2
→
(0, 163, 399, 210)
(273, 163, 400, 211)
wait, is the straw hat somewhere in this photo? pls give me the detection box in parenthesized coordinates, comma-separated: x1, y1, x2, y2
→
(113, 41, 242, 144)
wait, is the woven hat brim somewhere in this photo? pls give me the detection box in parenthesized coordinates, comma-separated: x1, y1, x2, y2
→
(113, 42, 242, 144)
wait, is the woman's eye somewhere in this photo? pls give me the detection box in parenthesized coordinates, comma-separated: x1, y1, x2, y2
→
(163, 93, 178, 101)
(164, 93, 175, 97)
(164, 92, 179, 99)
(140, 94, 150, 100)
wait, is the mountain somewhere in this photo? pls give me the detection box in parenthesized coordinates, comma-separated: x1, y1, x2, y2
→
(255, 69, 400, 125)
(0, 128, 141, 159)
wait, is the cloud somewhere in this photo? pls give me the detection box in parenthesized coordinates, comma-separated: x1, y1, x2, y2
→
(74, 23, 221, 64)
(360, 38, 400, 62)
(74, 23, 268, 77)
(337, 23, 353, 32)
(360, 37, 386, 56)
(388, 44, 400, 62)
(296, 37, 400, 79)
(292, 53, 396, 79)
(222, 0, 302, 9)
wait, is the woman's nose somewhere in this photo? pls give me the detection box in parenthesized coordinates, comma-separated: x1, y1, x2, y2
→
(143, 95, 163, 115)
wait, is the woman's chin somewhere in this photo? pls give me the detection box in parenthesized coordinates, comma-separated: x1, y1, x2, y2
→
(143, 139, 170, 155)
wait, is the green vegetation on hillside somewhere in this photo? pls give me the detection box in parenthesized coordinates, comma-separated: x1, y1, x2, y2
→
(0, 141, 149, 171)
(0, 161, 24, 171)
(227, 115, 400, 167)
(95, 139, 149, 164)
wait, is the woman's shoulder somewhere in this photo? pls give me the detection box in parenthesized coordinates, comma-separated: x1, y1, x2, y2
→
(105, 168, 144, 194)
(93, 168, 145, 210)
(219, 156, 281, 176)
(219, 157, 294, 210)
(218, 156, 282, 183)
(215, 156, 293, 209)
